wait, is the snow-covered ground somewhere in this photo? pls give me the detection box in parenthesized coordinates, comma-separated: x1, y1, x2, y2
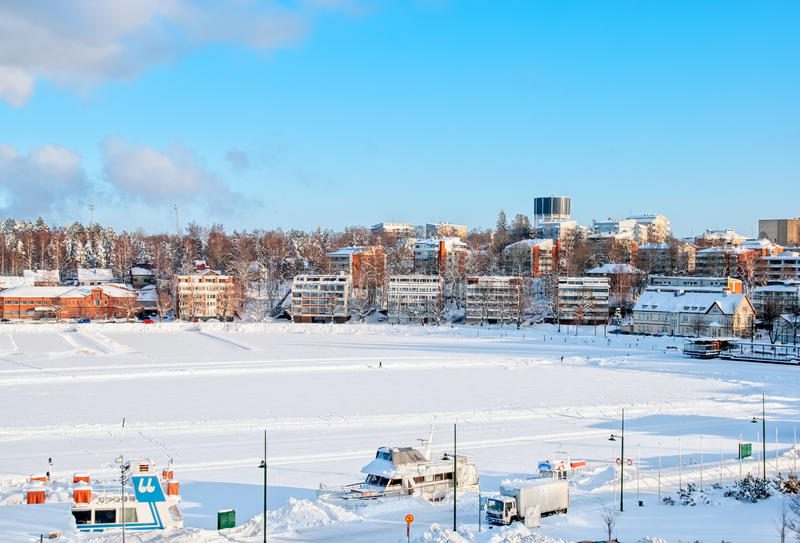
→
(1, 322, 797, 542)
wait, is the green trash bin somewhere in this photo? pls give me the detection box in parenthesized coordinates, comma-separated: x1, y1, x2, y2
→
(218, 509, 236, 529)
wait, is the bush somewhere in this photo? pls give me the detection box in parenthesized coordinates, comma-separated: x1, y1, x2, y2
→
(777, 474, 800, 494)
(724, 474, 772, 502)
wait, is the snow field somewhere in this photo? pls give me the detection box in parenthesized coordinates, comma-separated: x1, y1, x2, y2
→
(0, 322, 797, 542)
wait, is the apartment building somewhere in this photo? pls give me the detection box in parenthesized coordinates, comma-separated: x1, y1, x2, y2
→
(502, 238, 559, 277)
(387, 275, 442, 324)
(557, 277, 610, 324)
(647, 275, 743, 294)
(751, 281, 800, 318)
(0, 284, 137, 320)
(291, 274, 351, 323)
(585, 263, 645, 312)
(636, 243, 696, 275)
(759, 219, 800, 246)
(371, 222, 416, 238)
(465, 276, 524, 325)
(413, 238, 467, 277)
(627, 214, 671, 244)
(755, 251, 800, 283)
(632, 289, 754, 338)
(175, 270, 239, 321)
(326, 246, 386, 291)
(694, 246, 758, 278)
(425, 222, 468, 240)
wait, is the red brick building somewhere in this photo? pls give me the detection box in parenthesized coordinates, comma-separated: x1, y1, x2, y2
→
(0, 285, 138, 320)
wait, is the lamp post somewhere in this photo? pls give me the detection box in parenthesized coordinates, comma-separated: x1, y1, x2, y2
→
(751, 393, 767, 480)
(258, 429, 267, 543)
(608, 408, 625, 512)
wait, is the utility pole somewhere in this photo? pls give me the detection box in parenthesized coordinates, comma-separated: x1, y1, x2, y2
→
(258, 429, 267, 543)
(608, 408, 625, 512)
(453, 423, 457, 532)
(174, 203, 180, 236)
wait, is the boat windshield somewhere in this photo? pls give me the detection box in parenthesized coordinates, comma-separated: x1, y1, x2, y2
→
(364, 474, 390, 487)
(376, 450, 392, 461)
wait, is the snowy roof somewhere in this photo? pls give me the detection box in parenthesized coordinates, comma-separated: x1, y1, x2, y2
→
(0, 276, 28, 289)
(585, 263, 643, 275)
(634, 289, 747, 315)
(77, 268, 114, 282)
(327, 246, 366, 256)
(697, 246, 751, 255)
(22, 269, 60, 283)
(0, 284, 136, 299)
(740, 238, 777, 250)
(752, 283, 800, 293)
(503, 239, 553, 250)
(130, 266, 154, 276)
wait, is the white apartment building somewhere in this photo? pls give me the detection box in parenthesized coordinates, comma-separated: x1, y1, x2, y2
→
(646, 275, 743, 294)
(627, 214, 671, 244)
(291, 274, 351, 323)
(77, 268, 114, 286)
(371, 222, 416, 238)
(751, 281, 800, 318)
(465, 276, 523, 325)
(755, 251, 800, 283)
(557, 277, 610, 324)
(387, 275, 442, 324)
(502, 239, 559, 277)
(413, 238, 468, 276)
(175, 270, 239, 321)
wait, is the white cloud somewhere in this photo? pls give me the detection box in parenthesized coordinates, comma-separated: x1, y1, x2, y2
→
(0, 143, 88, 216)
(101, 136, 242, 210)
(0, 0, 363, 107)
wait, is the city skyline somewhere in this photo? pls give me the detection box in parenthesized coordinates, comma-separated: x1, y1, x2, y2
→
(0, 1, 798, 236)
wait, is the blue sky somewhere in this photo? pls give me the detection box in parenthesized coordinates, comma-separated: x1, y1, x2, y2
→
(0, 1, 798, 236)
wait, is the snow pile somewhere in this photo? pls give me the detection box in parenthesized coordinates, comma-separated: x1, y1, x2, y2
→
(413, 523, 566, 543)
(235, 497, 361, 537)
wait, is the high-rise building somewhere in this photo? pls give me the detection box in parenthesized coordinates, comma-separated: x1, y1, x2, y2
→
(759, 219, 800, 246)
(533, 196, 571, 227)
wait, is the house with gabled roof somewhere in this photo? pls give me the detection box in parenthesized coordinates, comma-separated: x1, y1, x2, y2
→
(632, 289, 754, 337)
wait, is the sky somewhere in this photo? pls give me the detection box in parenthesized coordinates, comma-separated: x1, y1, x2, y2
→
(0, 0, 798, 237)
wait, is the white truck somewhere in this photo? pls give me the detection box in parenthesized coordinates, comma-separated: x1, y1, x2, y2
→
(486, 479, 568, 526)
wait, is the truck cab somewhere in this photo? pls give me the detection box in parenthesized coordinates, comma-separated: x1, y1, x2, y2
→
(486, 496, 517, 525)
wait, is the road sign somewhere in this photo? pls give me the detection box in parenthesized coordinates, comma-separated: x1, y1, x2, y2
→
(405, 514, 414, 524)
(739, 443, 753, 459)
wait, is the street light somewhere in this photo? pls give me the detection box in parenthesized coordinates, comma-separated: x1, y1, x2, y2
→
(258, 429, 267, 543)
(750, 393, 767, 480)
(608, 408, 625, 512)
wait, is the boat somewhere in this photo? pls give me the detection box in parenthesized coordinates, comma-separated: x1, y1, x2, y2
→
(71, 459, 183, 532)
(317, 445, 479, 503)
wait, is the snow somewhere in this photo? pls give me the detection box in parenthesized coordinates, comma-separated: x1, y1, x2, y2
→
(0, 322, 797, 542)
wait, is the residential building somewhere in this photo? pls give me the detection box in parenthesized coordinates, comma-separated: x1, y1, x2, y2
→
(694, 246, 758, 278)
(585, 263, 645, 312)
(0, 284, 137, 321)
(387, 275, 443, 324)
(592, 218, 637, 240)
(636, 243, 696, 275)
(755, 252, 800, 283)
(557, 277, 610, 324)
(647, 275, 743, 294)
(290, 274, 351, 323)
(465, 276, 523, 325)
(130, 266, 156, 289)
(371, 222, 416, 238)
(22, 269, 60, 286)
(77, 268, 114, 286)
(626, 214, 671, 244)
(425, 222, 468, 240)
(759, 219, 800, 246)
(175, 270, 239, 321)
(326, 246, 386, 291)
(534, 219, 583, 242)
(751, 281, 800, 318)
(695, 228, 748, 248)
(533, 196, 571, 226)
(502, 238, 559, 277)
(632, 289, 754, 337)
(413, 238, 467, 277)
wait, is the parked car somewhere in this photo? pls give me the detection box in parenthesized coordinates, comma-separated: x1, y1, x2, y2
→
(142, 319, 154, 324)
(77, 318, 91, 324)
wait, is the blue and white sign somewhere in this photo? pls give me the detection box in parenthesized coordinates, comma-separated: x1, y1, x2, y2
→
(132, 475, 166, 503)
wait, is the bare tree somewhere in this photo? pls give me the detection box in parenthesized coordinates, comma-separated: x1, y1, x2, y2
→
(156, 288, 174, 322)
(599, 504, 617, 542)
(776, 497, 790, 543)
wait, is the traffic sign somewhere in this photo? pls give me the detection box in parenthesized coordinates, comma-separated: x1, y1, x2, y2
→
(405, 514, 414, 524)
